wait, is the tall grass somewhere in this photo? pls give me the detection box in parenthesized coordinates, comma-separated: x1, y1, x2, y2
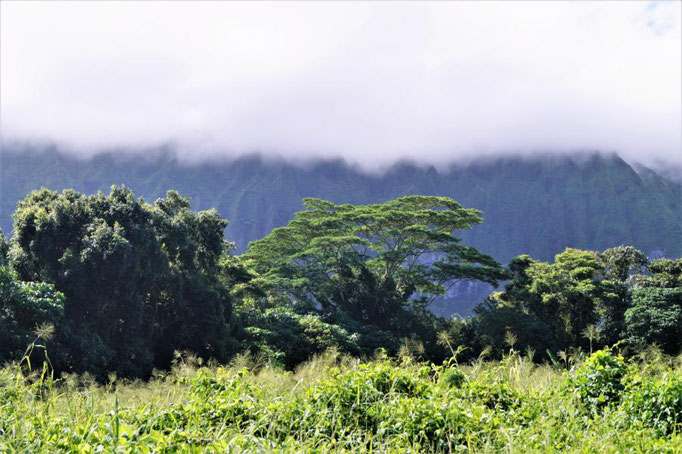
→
(1, 347, 681, 452)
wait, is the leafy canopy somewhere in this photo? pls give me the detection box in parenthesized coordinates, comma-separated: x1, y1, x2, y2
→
(480, 248, 619, 354)
(244, 196, 506, 315)
(9, 186, 235, 378)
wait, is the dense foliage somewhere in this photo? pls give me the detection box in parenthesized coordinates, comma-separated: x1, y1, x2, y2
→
(626, 287, 682, 354)
(0, 264, 64, 364)
(447, 247, 682, 361)
(1, 183, 682, 451)
(5, 187, 236, 379)
(2, 349, 681, 452)
(242, 196, 506, 360)
(1, 186, 681, 380)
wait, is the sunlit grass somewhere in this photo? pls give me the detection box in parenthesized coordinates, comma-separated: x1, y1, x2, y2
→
(1, 347, 681, 452)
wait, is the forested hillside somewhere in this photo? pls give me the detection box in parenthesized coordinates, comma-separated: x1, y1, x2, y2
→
(2, 146, 680, 315)
(3, 146, 679, 261)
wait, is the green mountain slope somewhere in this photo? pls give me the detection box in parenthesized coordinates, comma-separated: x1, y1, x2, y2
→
(1, 146, 680, 314)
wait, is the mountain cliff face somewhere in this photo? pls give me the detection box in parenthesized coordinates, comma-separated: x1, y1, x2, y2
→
(2, 146, 680, 314)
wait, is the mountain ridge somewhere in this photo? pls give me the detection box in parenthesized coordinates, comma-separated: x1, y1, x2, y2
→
(1, 146, 680, 315)
(2, 146, 680, 259)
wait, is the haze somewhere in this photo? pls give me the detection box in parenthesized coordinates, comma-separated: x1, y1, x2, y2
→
(1, 1, 680, 168)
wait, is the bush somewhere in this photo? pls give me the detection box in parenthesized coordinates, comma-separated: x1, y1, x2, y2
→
(0, 266, 65, 364)
(571, 349, 627, 412)
(375, 397, 476, 450)
(440, 367, 467, 388)
(459, 376, 523, 412)
(623, 374, 682, 435)
(236, 306, 360, 368)
(281, 361, 433, 439)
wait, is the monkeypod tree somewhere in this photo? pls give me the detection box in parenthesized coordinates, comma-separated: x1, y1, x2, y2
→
(243, 196, 507, 344)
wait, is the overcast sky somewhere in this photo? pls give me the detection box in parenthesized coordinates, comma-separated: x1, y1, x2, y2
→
(1, 1, 680, 168)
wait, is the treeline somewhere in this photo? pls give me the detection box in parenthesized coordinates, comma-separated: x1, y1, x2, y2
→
(1, 186, 680, 379)
(450, 247, 682, 361)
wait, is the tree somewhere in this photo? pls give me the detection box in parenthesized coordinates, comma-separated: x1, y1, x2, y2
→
(149, 191, 235, 365)
(9, 186, 235, 378)
(625, 287, 682, 354)
(492, 249, 618, 352)
(644, 259, 682, 289)
(243, 196, 506, 354)
(0, 229, 9, 266)
(598, 246, 648, 344)
(601, 246, 647, 283)
(495, 254, 536, 308)
(622, 257, 682, 355)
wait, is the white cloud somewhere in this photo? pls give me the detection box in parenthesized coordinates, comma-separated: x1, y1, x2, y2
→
(1, 1, 680, 167)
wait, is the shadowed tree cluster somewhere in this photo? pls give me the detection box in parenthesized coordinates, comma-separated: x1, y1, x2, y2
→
(5, 187, 235, 379)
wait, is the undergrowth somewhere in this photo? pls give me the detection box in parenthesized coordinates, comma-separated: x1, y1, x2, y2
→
(1, 348, 682, 452)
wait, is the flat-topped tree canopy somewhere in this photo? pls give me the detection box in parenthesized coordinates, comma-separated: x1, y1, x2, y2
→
(243, 196, 507, 324)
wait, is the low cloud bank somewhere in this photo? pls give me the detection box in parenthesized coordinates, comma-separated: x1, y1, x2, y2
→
(1, 1, 680, 169)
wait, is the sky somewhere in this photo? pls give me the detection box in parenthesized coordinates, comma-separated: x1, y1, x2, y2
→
(1, 1, 680, 168)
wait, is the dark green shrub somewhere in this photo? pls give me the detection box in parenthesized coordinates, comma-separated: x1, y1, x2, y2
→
(236, 306, 359, 368)
(456, 303, 555, 361)
(459, 378, 522, 412)
(0, 266, 65, 364)
(625, 287, 682, 355)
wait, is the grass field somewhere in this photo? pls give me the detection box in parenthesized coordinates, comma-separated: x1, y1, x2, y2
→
(1, 347, 681, 453)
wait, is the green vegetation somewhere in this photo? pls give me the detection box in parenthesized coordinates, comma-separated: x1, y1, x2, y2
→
(2, 348, 682, 452)
(2, 186, 682, 374)
(2, 149, 679, 268)
(4, 148, 680, 316)
(1, 183, 682, 450)
(446, 248, 682, 364)
(5, 188, 240, 380)
(0, 264, 64, 365)
(242, 196, 506, 361)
